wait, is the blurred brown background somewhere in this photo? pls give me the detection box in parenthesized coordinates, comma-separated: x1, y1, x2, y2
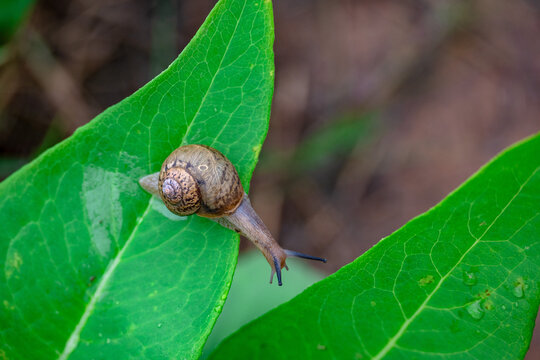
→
(1, 0, 539, 357)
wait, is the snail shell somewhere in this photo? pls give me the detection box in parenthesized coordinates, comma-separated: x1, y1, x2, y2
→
(158, 145, 244, 217)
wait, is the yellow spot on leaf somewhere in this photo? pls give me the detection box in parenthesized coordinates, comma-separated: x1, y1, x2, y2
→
(3, 300, 15, 311)
(419, 275, 434, 286)
(252, 144, 262, 154)
(5, 252, 23, 279)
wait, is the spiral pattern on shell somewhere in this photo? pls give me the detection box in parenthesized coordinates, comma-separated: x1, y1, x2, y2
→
(158, 166, 201, 215)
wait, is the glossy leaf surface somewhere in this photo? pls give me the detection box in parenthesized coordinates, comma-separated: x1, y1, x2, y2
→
(211, 134, 540, 359)
(0, 0, 274, 358)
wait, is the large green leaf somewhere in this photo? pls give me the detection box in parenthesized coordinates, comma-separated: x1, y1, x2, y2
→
(210, 134, 540, 359)
(0, 0, 274, 358)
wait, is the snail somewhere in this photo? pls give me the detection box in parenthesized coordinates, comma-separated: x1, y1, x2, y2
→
(139, 144, 326, 286)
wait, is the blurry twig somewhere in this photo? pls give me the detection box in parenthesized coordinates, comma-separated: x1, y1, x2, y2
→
(16, 27, 92, 133)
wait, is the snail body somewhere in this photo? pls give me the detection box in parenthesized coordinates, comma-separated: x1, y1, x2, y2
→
(139, 144, 326, 286)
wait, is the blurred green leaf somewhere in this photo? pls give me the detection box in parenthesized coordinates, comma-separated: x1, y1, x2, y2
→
(0, 0, 274, 358)
(0, 0, 34, 45)
(29, 118, 65, 157)
(292, 112, 373, 172)
(260, 112, 374, 176)
(210, 134, 540, 359)
(202, 250, 325, 357)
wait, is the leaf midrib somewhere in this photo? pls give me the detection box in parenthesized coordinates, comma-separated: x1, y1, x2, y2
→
(58, 204, 152, 359)
(57, 0, 249, 357)
(371, 166, 540, 359)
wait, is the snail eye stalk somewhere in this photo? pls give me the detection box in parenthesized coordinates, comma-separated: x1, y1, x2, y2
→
(284, 250, 327, 263)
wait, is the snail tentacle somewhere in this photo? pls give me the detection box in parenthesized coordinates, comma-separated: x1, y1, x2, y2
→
(284, 250, 327, 263)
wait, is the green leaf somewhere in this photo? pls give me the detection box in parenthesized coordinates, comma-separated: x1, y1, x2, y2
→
(0, 0, 34, 45)
(290, 112, 373, 173)
(201, 251, 325, 357)
(210, 134, 540, 359)
(259, 112, 375, 176)
(0, 0, 274, 358)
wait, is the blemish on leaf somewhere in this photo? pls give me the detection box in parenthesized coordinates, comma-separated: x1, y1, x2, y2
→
(317, 344, 326, 351)
(3, 300, 15, 311)
(463, 271, 477, 286)
(5, 251, 23, 279)
(483, 299, 494, 311)
(370, 301, 376, 307)
(418, 275, 434, 286)
(252, 144, 262, 154)
(476, 288, 491, 300)
(127, 323, 138, 334)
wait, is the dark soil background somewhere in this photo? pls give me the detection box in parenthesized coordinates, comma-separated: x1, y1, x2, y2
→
(1, 0, 540, 357)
